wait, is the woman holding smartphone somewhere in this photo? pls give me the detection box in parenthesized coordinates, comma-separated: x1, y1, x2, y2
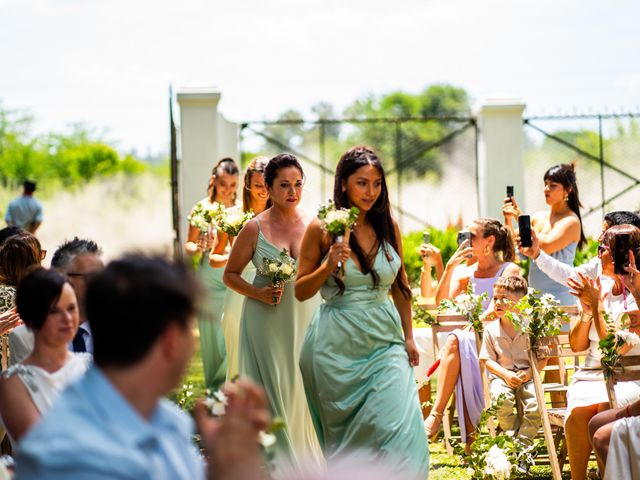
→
(503, 163, 585, 305)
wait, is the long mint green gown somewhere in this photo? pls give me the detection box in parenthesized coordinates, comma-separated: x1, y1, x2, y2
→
(221, 262, 255, 381)
(299, 245, 429, 478)
(239, 220, 322, 472)
(197, 254, 228, 391)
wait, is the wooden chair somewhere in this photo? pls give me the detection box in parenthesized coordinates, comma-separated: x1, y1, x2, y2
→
(605, 355, 640, 409)
(529, 334, 590, 480)
(430, 314, 491, 455)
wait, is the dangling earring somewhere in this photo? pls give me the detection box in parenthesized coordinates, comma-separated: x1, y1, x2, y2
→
(564, 194, 569, 202)
(483, 245, 491, 256)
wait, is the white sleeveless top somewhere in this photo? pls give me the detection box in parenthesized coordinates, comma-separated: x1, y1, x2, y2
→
(3, 353, 92, 415)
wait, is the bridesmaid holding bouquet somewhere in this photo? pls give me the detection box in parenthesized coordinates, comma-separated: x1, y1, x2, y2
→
(184, 157, 238, 390)
(211, 157, 270, 380)
(296, 145, 429, 478)
(223, 154, 321, 473)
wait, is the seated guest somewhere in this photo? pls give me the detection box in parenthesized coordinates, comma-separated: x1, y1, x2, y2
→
(518, 210, 640, 290)
(9, 237, 104, 365)
(479, 276, 542, 449)
(564, 225, 640, 480)
(0, 269, 91, 443)
(14, 255, 270, 480)
(425, 218, 520, 450)
(0, 232, 43, 314)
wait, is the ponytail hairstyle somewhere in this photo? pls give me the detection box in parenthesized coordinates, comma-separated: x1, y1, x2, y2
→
(332, 145, 412, 299)
(242, 156, 271, 213)
(209, 157, 240, 204)
(474, 217, 516, 263)
(544, 163, 586, 248)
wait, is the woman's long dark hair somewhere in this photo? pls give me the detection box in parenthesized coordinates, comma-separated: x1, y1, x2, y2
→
(208, 157, 239, 204)
(332, 145, 412, 299)
(544, 163, 586, 248)
(242, 156, 272, 213)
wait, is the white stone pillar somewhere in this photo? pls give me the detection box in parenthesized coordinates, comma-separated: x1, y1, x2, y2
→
(176, 86, 239, 244)
(474, 97, 526, 220)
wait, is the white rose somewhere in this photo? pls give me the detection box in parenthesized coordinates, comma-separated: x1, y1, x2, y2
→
(617, 330, 640, 347)
(259, 431, 277, 448)
(484, 445, 512, 479)
(268, 263, 279, 273)
(280, 264, 294, 276)
(225, 213, 243, 227)
(204, 390, 228, 416)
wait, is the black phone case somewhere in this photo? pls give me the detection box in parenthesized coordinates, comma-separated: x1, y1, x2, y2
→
(519, 215, 532, 247)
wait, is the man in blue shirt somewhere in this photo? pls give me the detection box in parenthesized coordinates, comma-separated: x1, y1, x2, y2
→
(4, 180, 43, 233)
(15, 255, 270, 480)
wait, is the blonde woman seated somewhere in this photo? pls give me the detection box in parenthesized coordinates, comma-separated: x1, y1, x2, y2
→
(564, 224, 640, 480)
(0, 269, 91, 444)
(425, 218, 520, 450)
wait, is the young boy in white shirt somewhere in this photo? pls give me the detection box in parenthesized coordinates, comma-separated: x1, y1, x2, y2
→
(479, 276, 542, 448)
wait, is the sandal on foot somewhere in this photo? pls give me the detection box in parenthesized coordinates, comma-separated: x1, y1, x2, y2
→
(424, 411, 444, 439)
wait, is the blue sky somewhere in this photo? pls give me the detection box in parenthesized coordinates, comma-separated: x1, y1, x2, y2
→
(1, 0, 639, 154)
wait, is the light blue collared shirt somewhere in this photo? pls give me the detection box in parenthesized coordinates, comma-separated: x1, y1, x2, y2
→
(5, 195, 43, 229)
(15, 367, 205, 480)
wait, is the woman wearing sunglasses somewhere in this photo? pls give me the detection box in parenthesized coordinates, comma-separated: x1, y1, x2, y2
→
(563, 224, 640, 480)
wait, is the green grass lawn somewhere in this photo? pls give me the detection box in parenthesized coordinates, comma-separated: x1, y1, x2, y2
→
(178, 337, 591, 479)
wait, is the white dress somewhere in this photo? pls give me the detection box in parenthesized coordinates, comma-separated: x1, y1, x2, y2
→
(605, 416, 640, 479)
(2, 353, 92, 426)
(566, 289, 640, 420)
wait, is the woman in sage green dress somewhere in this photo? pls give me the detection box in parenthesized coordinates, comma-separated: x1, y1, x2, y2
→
(224, 154, 321, 473)
(296, 145, 429, 478)
(184, 157, 238, 391)
(211, 156, 270, 381)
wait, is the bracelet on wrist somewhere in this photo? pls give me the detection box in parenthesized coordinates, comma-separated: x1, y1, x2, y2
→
(580, 312, 593, 324)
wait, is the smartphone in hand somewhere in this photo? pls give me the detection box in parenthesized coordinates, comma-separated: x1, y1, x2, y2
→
(457, 231, 472, 247)
(506, 185, 514, 198)
(518, 215, 532, 247)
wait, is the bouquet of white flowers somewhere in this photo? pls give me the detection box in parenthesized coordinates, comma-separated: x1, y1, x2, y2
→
(600, 321, 640, 379)
(438, 283, 488, 337)
(217, 209, 254, 237)
(507, 289, 568, 351)
(188, 200, 224, 232)
(449, 394, 521, 479)
(258, 248, 297, 304)
(317, 200, 359, 275)
(204, 388, 284, 455)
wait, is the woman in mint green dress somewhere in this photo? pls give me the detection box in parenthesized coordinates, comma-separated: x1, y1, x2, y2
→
(224, 154, 321, 473)
(184, 158, 239, 390)
(296, 145, 429, 478)
(211, 156, 270, 381)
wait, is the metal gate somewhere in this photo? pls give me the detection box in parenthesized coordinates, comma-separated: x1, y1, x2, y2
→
(239, 116, 478, 232)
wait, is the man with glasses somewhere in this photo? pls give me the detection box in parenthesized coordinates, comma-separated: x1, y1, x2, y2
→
(8, 237, 104, 365)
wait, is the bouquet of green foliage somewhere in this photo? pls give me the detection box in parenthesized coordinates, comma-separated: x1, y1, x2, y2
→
(507, 289, 568, 351)
(450, 394, 534, 480)
(217, 209, 254, 237)
(412, 297, 438, 328)
(438, 283, 488, 337)
(599, 317, 640, 379)
(258, 249, 297, 304)
(188, 201, 224, 232)
(318, 200, 359, 276)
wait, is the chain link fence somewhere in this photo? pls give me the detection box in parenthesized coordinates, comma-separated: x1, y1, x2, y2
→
(240, 117, 478, 232)
(523, 114, 640, 238)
